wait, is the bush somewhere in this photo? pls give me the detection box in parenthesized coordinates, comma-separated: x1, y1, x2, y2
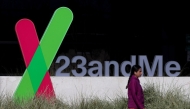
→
(0, 81, 190, 109)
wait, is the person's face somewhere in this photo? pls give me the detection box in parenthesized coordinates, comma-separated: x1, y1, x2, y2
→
(134, 68, 142, 77)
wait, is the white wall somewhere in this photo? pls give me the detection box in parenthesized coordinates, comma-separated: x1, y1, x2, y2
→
(0, 77, 190, 103)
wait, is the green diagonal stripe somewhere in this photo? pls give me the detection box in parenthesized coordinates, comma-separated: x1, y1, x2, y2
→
(13, 70, 34, 101)
(40, 7, 73, 68)
(13, 7, 73, 101)
(27, 46, 47, 93)
(19, 7, 73, 95)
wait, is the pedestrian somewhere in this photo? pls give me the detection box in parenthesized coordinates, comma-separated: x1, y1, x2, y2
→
(126, 65, 145, 109)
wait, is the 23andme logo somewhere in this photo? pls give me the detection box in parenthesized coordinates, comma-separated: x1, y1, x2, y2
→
(13, 7, 73, 100)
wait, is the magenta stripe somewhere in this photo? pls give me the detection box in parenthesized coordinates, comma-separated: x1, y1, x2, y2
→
(15, 18, 39, 67)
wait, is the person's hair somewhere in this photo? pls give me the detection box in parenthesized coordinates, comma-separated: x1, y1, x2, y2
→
(126, 64, 141, 89)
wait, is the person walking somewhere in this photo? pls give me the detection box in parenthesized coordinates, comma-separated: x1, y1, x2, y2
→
(126, 65, 145, 109)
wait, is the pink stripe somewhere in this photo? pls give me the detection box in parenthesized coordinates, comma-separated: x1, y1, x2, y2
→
(15, 18, 39, 67)
(15, 18, 55, 99)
